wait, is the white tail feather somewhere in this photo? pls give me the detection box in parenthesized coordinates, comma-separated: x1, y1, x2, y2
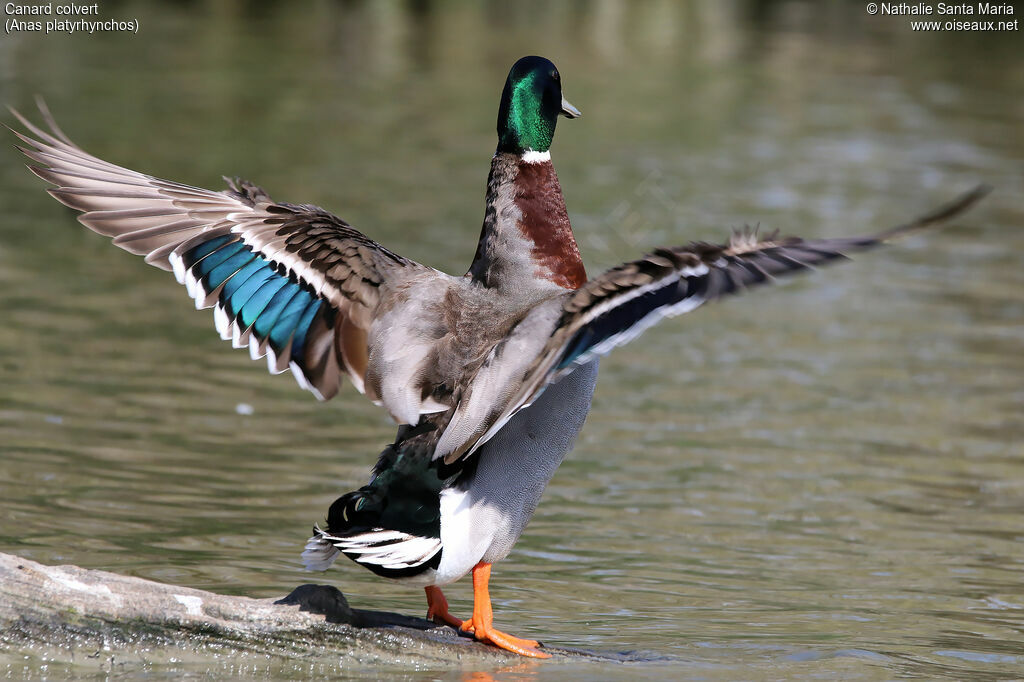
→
(305, 526, 441, 572)
(302, 527, 341, 571)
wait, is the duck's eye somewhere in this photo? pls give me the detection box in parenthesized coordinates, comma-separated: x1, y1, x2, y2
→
(551, 70, 559, 81)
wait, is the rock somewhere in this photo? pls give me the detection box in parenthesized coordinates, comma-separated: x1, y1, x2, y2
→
(0, 552, 521, 674)
(0, 552, 656, 675)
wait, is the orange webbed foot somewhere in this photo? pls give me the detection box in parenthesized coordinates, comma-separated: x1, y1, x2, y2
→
(461, 562, 551, 659)
(460, 616, 548, 658)
(424, 585, 464, 628)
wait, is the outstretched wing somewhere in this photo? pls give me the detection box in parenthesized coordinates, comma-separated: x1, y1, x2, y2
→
(10, 106, 434, 403)
(436, 185, 991, 463)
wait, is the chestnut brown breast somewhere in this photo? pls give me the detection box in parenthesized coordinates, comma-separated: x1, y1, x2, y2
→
(513, 160, 587, 290)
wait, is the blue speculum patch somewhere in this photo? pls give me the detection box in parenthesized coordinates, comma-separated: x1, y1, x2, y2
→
(182, 237, 325, 362)
(557, 282, 681, 370)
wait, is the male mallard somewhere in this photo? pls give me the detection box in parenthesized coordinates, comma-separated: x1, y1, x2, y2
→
(12, 56, 986, 658)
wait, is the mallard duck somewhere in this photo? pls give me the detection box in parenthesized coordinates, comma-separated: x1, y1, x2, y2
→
(11, 56, 987, 658)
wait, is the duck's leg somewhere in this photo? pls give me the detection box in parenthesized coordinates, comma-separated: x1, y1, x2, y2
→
(459, 562, 550, 658)
(424, 586, 463, 628)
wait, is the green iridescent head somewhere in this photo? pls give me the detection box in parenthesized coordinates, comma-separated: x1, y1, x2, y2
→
(496, 56, 581, 155)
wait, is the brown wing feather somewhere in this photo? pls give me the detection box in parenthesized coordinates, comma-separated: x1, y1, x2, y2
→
(441, 184, 991, 463)
(9, 105, 430, 402)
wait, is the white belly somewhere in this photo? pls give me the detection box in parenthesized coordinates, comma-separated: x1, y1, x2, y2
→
(431, 360, 599, 585)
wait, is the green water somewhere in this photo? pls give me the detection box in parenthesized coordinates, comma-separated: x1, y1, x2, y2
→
(1, 1, 1022, 679)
